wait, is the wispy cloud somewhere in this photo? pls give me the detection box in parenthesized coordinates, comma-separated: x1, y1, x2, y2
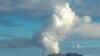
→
(0, 33, 38, 48)
(72, 23, 100, 39)
(0, 0, 99, 17)
(69, 0, 100, 17)
(0, 0, 65, 11)
(0, 37, 33, 48)
(0, 18, 20, 27)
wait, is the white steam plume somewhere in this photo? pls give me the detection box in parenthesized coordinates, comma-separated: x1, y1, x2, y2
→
(0, 0, 100, 56)
(33, 2, 76, 55)
(0, 0, 99, 56)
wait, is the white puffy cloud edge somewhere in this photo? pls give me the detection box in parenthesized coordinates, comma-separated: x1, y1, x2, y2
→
(70, 16, 100, 39)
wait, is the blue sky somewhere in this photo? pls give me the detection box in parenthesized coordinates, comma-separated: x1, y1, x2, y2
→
(0, 0, 100, 56)
(0, 14, 43, 39)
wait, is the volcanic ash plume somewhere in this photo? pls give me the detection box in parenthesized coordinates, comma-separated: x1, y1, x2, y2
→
(33, 2, 76, 56)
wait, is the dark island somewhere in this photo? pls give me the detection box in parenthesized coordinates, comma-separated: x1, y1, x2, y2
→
(48, 53, 83, 56)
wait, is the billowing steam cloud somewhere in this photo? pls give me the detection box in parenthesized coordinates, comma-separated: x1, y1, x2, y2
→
(0, 0, 100, 56)
(32, 1, 100, 55)
(33, 2, 76, 55)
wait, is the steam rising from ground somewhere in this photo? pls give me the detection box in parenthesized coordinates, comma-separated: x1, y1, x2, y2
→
(33, 1, 96, 55)
(33, 2, 76, 55)
(0, 0, 100, 56)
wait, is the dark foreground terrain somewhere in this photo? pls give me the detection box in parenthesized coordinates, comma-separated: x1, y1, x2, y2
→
(48, 53, 83, 56)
